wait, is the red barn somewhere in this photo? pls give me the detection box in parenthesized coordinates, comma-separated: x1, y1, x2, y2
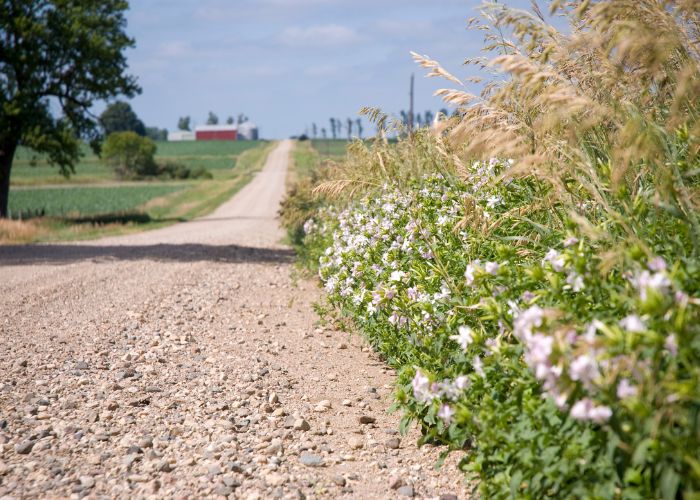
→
(195, 125, 238, 141)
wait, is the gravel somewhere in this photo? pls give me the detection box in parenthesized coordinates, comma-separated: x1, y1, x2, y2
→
(0, 141, 470, 498)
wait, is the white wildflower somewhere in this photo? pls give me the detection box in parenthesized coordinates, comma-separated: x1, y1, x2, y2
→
(450, 326, 474, 351)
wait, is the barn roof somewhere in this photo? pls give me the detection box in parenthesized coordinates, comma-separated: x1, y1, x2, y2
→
(195, 124, 238, 132)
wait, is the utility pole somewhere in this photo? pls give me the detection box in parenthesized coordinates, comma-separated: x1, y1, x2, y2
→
(409, 73, 415, 135)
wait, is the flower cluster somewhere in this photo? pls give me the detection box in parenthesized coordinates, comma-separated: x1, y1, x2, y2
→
(293, 163, 700, 498)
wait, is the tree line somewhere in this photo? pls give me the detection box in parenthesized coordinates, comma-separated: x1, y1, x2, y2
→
(308, 109, 450, 141)
(176, 112, 251, 131)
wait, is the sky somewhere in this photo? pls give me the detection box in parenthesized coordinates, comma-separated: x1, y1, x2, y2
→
(123, 0, 537, 139)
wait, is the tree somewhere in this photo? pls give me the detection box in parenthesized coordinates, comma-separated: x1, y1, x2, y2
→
(321, 128, 327, 139)
(329, 118, 336, 139)
(177, 116, 191, 131)
(416, 114, 423, 128)
(311, 123, 317, 139)
(356, 118, 363, 139)
(336, 118, 343, 137)
(424, 110, 434, 126)
(100, 101, 145, 136)
(102, 131, 157, 179)
(145, 127, 167, 142)
(346, 118, 353, 140)
(0, 0, 139, 217)
(226, 116, 234, 125)
(237, 113, 247, 124)
(206, 112, 219, 125)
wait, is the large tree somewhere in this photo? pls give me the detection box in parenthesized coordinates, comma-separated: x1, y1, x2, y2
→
(0, 0, 139, 217)
(100, 101, 145, 136)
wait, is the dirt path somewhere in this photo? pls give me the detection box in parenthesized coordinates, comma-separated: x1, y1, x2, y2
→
(0, 141, 468, 499)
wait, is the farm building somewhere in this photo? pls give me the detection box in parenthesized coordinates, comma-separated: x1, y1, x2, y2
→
(195, 124, 237, 141)
(237, 121, 259, 141)
(167, 130, 195, 141)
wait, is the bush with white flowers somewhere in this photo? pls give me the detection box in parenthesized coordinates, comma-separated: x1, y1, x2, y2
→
(292, 156, 700, 498)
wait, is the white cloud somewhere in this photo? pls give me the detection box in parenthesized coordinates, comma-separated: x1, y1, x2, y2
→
(278, 24, 363, 47)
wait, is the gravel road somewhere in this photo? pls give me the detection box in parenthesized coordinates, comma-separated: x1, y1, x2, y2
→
(0, 140, 468, 499)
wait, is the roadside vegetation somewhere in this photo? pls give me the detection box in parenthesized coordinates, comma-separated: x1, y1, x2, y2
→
(282, 1, 700, 498)
(2, 141, 274, 243)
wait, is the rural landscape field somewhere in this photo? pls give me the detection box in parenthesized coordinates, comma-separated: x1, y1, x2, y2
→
(1, 1, 699, 499)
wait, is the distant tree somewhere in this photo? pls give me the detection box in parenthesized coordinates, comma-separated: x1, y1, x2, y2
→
(346, 118, 353, 139)
(356, 119, 363, 139)
(329, 118, 336, 139)
(226, 116, 234, 125)
(336, 118, 343, 137)
(206, 112, 219, 125)
(439, 108, 449, 118)
(321, 128, 327, 139)
(311, 123, 317, 139)
(416, 114, 423, 128)
(102, 132, 157, 179)
(100, 102, 145, 137)
(177, 116, 191, 131)
(400, 110, 408, 126)
(0, 0, 140, 218)
(425, 110, 434, 126)
(237, 113, 248, 124)
(145, 127, 168, 142)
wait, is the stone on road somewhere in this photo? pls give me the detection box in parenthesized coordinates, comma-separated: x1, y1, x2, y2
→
(0, 141, 468, 498)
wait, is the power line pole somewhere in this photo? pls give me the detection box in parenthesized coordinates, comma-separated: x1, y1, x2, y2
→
(409, 73, 415, 135)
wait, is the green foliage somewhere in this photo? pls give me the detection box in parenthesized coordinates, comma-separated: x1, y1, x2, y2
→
(102, 132, 157, 179)
(0, 0, 140, 216)
(145, 127, 168, 142)
(206, 111, 219, 125)
(100, 101, 146, 136)
(295, 162, 700, 497)
(157, 161, 212, 180)
(177, 116, 191, 131)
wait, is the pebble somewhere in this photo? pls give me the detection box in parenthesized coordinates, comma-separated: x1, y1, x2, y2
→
(398, 484, 415, 497)
(359, 415, 376, 424)
(14, 440, 35, 455)
(348, 437, 364, 450)
(386, 437, 401, 449)
(389, 476, 406, 490)
(332, 475, 347, 487)
(293, 418, 310, 431)
(79, 476, 95, 489)
(299, 452, 324, 467)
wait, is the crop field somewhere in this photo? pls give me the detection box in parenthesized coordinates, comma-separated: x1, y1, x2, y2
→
(8, 184, 186, 218)
(11, 140, 268, 185)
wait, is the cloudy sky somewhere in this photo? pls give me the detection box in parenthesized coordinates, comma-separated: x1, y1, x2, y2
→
(124, 0, 535, 139)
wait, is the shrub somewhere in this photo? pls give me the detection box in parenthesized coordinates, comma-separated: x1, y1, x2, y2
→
(102, 131, 157, 179)
(284, 1, 700, 497)
(156, 162, 212, 180)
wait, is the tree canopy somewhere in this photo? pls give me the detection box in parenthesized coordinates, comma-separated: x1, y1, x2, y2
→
(0, 0, 140, 217)
(100, 101, 145, 136)
(206, 112, 219, 125)
(177, 116, 191, 131)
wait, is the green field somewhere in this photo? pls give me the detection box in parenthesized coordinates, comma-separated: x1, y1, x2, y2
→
(11, 140, 267, 185)
(310, 139, 351, 161)
(2, 140, 276, 243)
(8, 184, 186, 218)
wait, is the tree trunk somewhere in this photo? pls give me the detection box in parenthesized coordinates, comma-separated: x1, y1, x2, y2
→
(0, 140, 18, 219)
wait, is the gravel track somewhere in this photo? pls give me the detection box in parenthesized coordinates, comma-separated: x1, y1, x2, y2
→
(0, 141, 468, 499)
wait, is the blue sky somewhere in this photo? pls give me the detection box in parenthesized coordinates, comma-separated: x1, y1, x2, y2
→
(123, 0, 535, 139)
